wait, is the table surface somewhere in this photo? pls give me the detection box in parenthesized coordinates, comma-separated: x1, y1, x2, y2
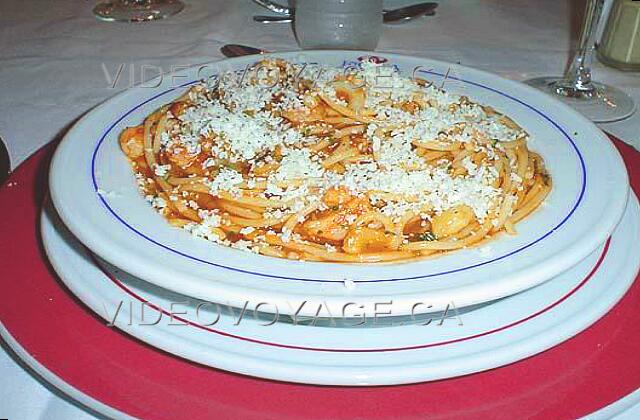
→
(1, 0, 639, 418)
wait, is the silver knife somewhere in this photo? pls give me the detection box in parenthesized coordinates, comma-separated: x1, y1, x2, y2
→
(0, 137, 10, 185)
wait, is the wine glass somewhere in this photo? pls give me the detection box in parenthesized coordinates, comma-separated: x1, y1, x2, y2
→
(93, 0, 184, 22)
(525, 0, 635, 123)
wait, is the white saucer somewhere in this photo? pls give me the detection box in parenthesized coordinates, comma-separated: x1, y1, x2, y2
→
(42, 193, 640, 386)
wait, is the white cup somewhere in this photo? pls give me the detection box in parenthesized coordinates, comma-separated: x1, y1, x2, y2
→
(294, 0, 383, 50)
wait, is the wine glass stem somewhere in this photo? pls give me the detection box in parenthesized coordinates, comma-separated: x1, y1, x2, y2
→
(561, 0, 605, 93)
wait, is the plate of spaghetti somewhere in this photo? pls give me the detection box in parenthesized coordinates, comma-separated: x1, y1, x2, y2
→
(50, 51, 629, 316)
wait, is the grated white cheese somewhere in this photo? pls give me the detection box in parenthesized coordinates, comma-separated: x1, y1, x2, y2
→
(208, 168, 243, 196)
(154, 164, 171, 177)
(271, 148, 325, 182)
(183, 210, 222, 242)
(239, 226, 256, 235)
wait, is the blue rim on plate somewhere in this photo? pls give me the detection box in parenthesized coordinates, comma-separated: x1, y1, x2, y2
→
(90, 70, 586, 283)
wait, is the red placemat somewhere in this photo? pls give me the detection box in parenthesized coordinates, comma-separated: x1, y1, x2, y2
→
(0, 136, 639, 420)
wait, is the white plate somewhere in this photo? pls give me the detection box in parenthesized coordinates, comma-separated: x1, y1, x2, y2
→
(41, 193, 640, 385)
(49, 51, 629, 317)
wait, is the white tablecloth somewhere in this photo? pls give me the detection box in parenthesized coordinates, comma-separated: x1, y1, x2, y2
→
(1, 0, 639, 418)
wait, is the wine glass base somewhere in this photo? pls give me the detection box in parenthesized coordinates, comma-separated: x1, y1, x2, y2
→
(93, 0, 184, 22)
(525, 77, 636, 123)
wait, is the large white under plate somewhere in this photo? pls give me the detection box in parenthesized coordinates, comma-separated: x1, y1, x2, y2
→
(41, 193, 640, 385)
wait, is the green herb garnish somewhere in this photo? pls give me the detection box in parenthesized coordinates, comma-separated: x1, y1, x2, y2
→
(419, 232, 437, 242)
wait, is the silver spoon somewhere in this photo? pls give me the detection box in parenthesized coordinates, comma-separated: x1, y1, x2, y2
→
(220, 44, 265, 58)
(253, 2, 437, 25)
(251, 0, 293, 16)
(383, 2, 438, 25)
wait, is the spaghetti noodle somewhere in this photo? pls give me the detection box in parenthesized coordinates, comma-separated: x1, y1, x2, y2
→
(119, 58, 551, 263)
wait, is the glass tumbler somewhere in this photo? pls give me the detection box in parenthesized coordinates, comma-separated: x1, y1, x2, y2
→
(294, 0, 383, 50)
